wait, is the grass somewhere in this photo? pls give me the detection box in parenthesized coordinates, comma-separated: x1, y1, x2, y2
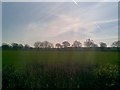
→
(2, 50, 120, 89)
(3, 50, 119, 68)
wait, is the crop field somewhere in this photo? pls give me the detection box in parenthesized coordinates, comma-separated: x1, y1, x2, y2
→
(3, 50, 119, 67)
(2, 50, 120, 89)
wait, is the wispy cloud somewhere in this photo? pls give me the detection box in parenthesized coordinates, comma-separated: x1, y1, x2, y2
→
(93, 19, 118, 24)
(25, 13, 98, 39)
(26, 13, 118, 40)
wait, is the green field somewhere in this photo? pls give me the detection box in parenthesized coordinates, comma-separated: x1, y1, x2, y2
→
(3, 50, 119, 67)
(2, 50, 120, 89)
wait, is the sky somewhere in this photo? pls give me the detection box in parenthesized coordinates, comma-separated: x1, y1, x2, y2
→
(2, 2, 118, 47)
(0, 2, 1, 45)
(2, 0, 120, 2)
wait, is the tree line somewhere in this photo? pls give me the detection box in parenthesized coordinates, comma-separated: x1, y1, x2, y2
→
(1, 39, 120, 50)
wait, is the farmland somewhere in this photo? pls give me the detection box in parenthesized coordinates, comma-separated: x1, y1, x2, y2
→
(2, 50, 120, 89)
(3, 50, 119, 67)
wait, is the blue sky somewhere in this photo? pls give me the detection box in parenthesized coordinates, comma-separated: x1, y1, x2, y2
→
(2, 2, 118, 46)
(0, 2, 1, 45)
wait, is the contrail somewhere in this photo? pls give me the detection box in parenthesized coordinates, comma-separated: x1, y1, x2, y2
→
(94, 23, 103, 31)
(94, 22, 107, 36)
(73, 0, 79, 6)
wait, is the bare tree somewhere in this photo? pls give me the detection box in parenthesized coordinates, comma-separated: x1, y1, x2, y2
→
(62, 41, 70, 48)
(111, 41, 120, 47)
(93, 44, 98, 47)
(84, 39, 95, 47)
(56, 43, 62, 48)
(34, 41, 54, 48)
(18, 44, 23, 49)
(41, 41, 47, 48)
(100, 42, 107, 48)
(24, 44, 30, 49)
(47, 42, 54, 48)
(72, 40, 82, 47)
(34, 41, 41, 48)
(11, 43, 19, 49)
